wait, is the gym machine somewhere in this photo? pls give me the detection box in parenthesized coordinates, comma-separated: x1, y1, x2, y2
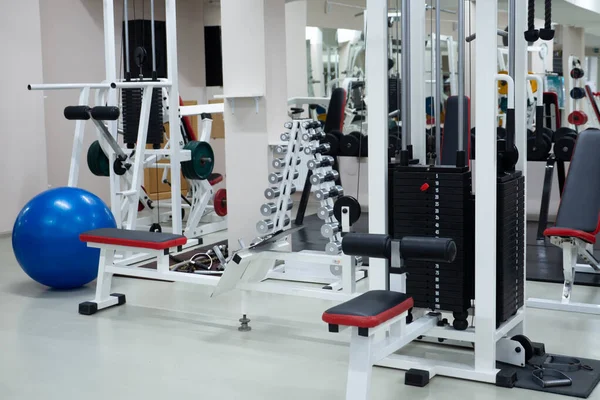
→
(76, 117, 367, 324)
(28, 0, 227, 258)
(335, 0, 535, 390)
(527, 127, 600, 315)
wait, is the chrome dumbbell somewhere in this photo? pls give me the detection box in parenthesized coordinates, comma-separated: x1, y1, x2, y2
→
(260, 199, 293, 216)
(320, 222, 340, 238)
(325, 241, 342, 255)
(268, 171, 299, 184)
(307, 155, 334, 170)
(274, 157, 301, 168)
(264, 187, 280, 199)
(310, 170, 339, 185)
(256, 216, 291, 234)
(272, 158, 285, 169)
(265, 184, 296, 199)
(275, 145, 288, 154)
(317, 205, 333, 220)
(315, 185, 344, 201)
(302, 130, 326, 142)
(280, 132, 290, 141)
(284, 121, 293, 129)
(304, 144, 331, 155)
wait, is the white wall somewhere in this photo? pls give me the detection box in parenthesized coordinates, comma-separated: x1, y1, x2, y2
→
(39, 0, 208, 205)
(308, 0, 364, 31)
(0, 0, 48, 233)
(286, 1, 308, 99)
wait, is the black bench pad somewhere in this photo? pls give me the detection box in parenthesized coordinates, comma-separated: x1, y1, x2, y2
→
(322, 290, 413, 328)
(80, 228, 187, 250)
(545, 128, 600, 243)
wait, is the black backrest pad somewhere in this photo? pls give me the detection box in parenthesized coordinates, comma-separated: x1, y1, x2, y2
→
(324, 88, 346, 134)
(441, 96, 470, 165)
(83, 228, 185, 243)
(555, 128, 600, 233)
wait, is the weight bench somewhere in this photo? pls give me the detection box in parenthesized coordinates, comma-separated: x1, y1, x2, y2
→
(527, 128, 600, 314)
(323, 233, 457, 400)
(78, 228, 187, 315)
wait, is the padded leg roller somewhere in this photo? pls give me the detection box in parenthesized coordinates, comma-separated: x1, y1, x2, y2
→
(78, 293, 126, 315)
(64, 106, 91, 120)
(91, 106, 121, 121)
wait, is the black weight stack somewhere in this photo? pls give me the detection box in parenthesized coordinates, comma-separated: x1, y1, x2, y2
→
(496, 172, 525, 327)
(122, 84, 164, 149)
(390, 165, 475, 330)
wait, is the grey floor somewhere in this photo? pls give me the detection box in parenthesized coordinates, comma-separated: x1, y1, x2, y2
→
(3, 232, 600, 400)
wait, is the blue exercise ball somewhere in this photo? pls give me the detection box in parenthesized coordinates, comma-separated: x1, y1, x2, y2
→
(12, 187, 116, 289)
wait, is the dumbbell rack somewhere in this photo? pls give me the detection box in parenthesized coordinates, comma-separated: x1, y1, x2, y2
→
(253, 119, 366, 289)
(210, 118, 365, 303)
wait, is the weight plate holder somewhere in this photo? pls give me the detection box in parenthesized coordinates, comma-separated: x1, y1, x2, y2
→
(181, 141, 215, 180)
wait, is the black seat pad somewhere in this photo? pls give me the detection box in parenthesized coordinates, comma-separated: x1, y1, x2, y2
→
(80, 228, 187, 250)
(322, 290, 413, 328)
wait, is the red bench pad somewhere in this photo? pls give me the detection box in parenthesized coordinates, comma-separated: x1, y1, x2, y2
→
(208, 173, 223, 186)
(544, 227, 596, 244)
(80, 228, 187, 250)
(322, 290, 413, 329)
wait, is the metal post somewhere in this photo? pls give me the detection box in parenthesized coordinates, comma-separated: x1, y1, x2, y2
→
(513, 0, 528, 334)
(366, 0, 389, 291)
(457, 0, 465, 154)
(124, 0, 131, 79)
(400, 0, 409, 151)
(474, 0, 497, 371)
(508, 0, 516, 79)
(103, 0, 121, 226)
(409, 1, 425, 162)
(435, 0, 441, 165)
(150, 0, 157, 77)
(165, 0, 183, 235)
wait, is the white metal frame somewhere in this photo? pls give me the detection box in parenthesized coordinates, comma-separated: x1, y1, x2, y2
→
(334, 309, 527, 400)
(363, 0, 530, 385)
(28, 0, 226, 244)
(527, 236, 600, 315)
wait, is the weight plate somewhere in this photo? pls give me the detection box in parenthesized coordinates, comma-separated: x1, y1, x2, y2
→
(182, 141, 215, 180)
(553, 127, 577, 143)
(333, 196, 361, 225)
(570, 68, 584, 79)
(568, 110, 588, 126)
(214, 188, 227, 217)
(570, 87, 586, 100)
(321, 133, 341, 156)
(349, 131, 363, 140)
(555, 131, 577, 161)
(87, 140, 110, 177)
(340, 133, 360, 156)
(527, 130, 548, 161)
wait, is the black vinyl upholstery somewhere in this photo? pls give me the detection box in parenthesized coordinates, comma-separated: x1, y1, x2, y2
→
(554, 128, 600, 233)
